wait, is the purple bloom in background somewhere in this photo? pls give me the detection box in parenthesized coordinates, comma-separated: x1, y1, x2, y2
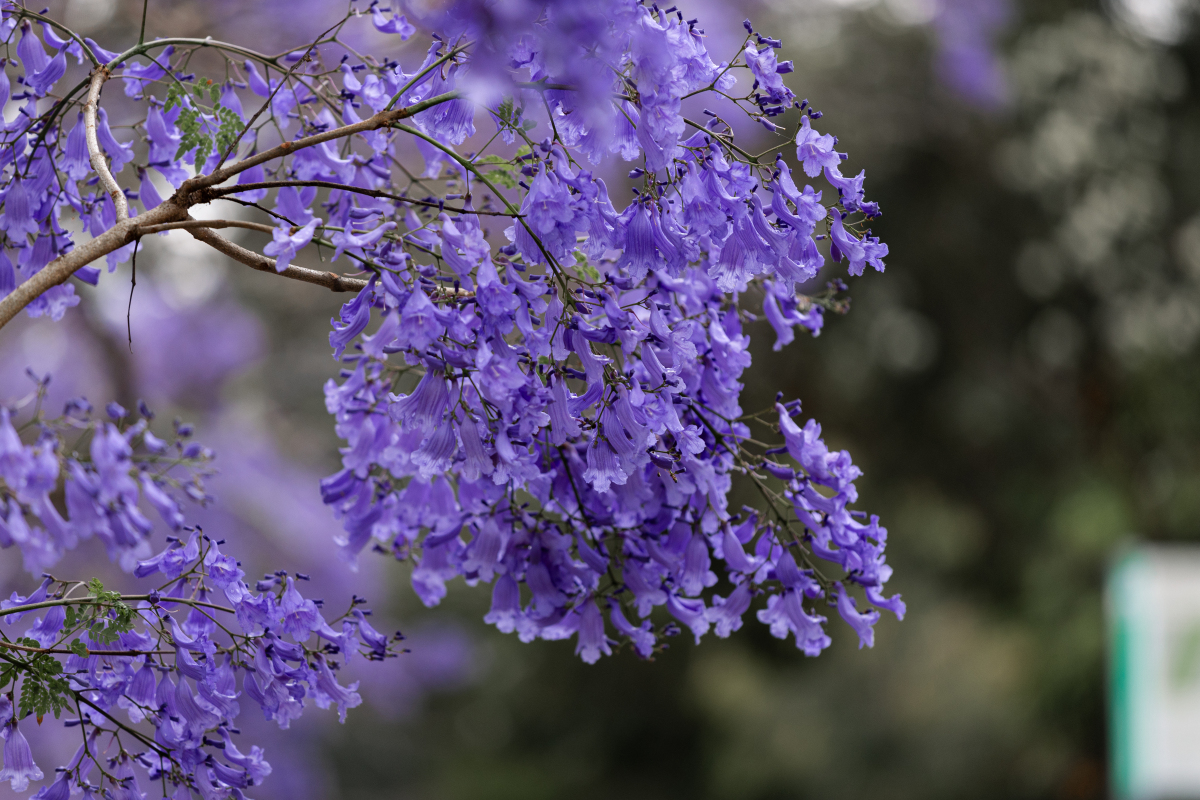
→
(932, 0, 1013, 108)
(372, 7, 415, 38)
(112, 280, 265, 408)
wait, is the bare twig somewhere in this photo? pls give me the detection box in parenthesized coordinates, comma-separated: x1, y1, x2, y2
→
(83, 67, 127, 221)
(138, 219, 276, 236)
(208, 179, 519, 217)
(0, 640, 171, 657)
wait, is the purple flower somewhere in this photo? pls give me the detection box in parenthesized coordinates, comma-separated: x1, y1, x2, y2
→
(204, 542, 247, 601)
(484, 574, 522, 634)
(25, 604, 65, 647)
(829, 211, 887, 276)
(743, 44, 793, 107)
(707, 582, 752, 638)
(1, 178, 38, 239)
(835, 583, 881, 649)
(666, 594, 710, 644)
(140, 474, 184, 529)
(311, 656, 362, 723)
(757, 590, 831, 656)
(795, 116, 842, 178)
(31, 771, 69, 800)
(264, 219, 319, 273)
(609, 602, 655, 658)
(280, 578, 320, 641)
(329, 281, 375, 359)
(574, 600, 612, 664)
(583, 436, 627, 493)
(372, 7, 415, 37)
(679, 533, 717, 596)
(389, 369, 450, 432)
(0, 717, 43, 791)
(396, 289, 446, 351)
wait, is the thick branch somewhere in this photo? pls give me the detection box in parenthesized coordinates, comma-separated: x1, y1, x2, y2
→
(185, 222, 370, 293)
(0, 202, 185, 329)
(84, 67, 128, 220)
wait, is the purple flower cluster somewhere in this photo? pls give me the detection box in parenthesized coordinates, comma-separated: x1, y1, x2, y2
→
(0, 0, 904, 779)
(0, 386, 400, 799)
(299, 5, 903, 662)
(0, 388, 211, 574)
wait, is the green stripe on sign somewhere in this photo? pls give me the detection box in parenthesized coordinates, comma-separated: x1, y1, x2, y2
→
(1109, 551, 1142, 799)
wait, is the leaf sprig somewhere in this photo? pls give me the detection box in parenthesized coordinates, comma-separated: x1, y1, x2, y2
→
(165, 78, 245, 172)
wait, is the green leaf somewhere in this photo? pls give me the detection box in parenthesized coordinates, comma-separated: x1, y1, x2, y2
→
(194, 138, 212, 172)
(69, 639, 88, 657)
(573, 251, 601, 282)
(484, 169, 518, 189)
(18, 653, 71, 721)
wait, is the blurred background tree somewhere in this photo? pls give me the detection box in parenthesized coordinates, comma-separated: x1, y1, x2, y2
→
(5, 0, 1199, 797)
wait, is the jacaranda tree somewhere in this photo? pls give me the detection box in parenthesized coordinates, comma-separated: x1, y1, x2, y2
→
(0, 1, 904, 796)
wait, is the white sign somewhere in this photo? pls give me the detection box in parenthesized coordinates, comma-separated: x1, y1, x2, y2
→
(1110, 547, 1200, 799)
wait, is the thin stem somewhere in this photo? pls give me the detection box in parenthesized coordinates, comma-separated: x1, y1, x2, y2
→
(138, 0, 149, 45)
(0, 595, 234, 618)
(208, 179, 519, 217)
(382, 43, 468, 112)
(0, 640, 172, 657)
(7, 8, 101, 67)
(213, 16, 349, 170)
(137, 219, 275, 236)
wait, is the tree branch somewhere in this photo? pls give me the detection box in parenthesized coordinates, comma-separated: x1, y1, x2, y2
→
(0, 202, 184, 329)
(0, 88, 463, 328)
(208, 179, 519, 216)
(183, 91, 462, 192)
(138, 219, 275, 236)
(84, 67, 127, 221)
(184, 221, 370, 293)
(0, 640, 171, 657)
